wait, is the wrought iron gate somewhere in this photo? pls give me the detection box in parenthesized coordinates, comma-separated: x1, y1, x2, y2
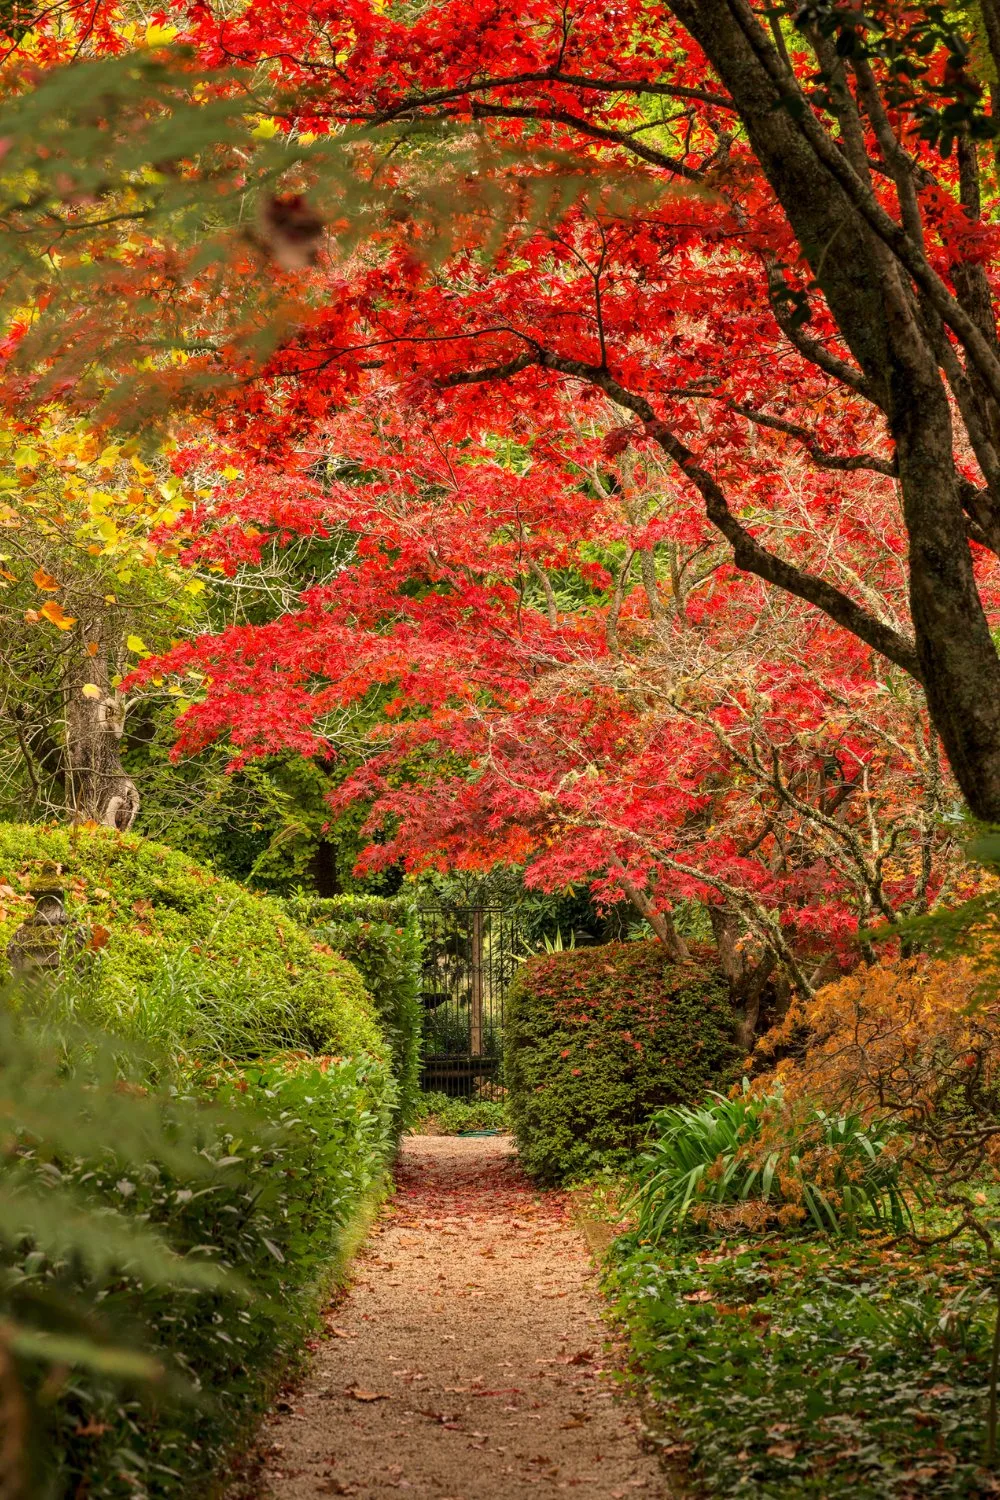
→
(418, 907, 520, 1099)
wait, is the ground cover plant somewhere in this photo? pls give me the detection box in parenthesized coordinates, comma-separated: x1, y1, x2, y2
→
(505, 942, 738, 1182)
(607, 1232, 999, 1500)
(0, 825, 385, 1063)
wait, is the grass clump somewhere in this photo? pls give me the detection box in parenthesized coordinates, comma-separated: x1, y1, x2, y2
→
(633, 1089, 911, 1240)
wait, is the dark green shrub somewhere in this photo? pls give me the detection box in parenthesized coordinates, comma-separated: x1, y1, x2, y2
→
(287, 892, 423, 1127)
(1, 1000, 394, 1499)
(0, 825, 386, 1063)
(504, 941, 738, 1182)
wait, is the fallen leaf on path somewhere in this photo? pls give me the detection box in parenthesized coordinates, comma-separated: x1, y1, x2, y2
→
(346, 1388, 389, 1402)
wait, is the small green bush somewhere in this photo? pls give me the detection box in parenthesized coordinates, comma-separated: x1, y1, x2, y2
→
(413, 1090, 508, 1134)
(286, 892, 423, 1126)
(0, 825, 386, 1063)
(504, 941, 738, 1182)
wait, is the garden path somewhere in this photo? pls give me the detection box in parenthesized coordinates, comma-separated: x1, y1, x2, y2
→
(247, 1134, 667, 1499)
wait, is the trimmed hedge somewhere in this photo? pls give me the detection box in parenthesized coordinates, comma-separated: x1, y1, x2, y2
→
(0, 825, 386, 1063)
(287, 893, 423, 1127)
(9, 1038, 394, 1499)
(505, 941, 739, 1182)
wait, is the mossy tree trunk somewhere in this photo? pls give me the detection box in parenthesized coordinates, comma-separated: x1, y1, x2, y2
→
(64, 617, 139, 830)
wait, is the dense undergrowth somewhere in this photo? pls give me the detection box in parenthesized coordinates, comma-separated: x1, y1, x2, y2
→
(598, 952, 1000, 1500)
(607, 1233, 996, 1499)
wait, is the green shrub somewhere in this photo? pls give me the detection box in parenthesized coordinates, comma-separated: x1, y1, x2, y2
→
(0, 996, 394, 1499)
(287, 893, 414, 926)
(286, 892, 423, 1126)
(504, 941, 738, 1182)
(633, 1089, 911, 1241)
(0, 825, 386, 1063)
(413, 1090, 508, 1134)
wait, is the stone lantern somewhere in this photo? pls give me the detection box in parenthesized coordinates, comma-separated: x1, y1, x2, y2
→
(7, 862, 74, 973)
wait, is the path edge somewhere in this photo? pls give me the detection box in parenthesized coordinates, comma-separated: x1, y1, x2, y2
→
(214, 1166, 394, 1499)
(568, 1187, 695, 1500)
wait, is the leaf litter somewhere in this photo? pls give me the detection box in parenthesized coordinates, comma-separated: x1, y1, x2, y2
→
(242, 1134, 662, 1498)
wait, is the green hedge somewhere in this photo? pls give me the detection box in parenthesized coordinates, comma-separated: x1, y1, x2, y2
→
(504, 941, 738, 1182)
(0, 826, 386, 1063)
(5, 1017, 395, 1500)
(287, 893, 423, 1127)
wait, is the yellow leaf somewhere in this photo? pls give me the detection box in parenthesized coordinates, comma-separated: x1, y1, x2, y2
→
(104, 594, 117, 605)
(80, 684, 102, 700)
(251, 116, 279, 139)
(39, 600, 76, 630)
(126, 634, 148, 654)
(32, 568, 59, 592)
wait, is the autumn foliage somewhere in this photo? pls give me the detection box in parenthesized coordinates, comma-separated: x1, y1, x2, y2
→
(4, 3, 1000, 988)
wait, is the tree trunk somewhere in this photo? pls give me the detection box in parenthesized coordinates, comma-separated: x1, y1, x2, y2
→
(668, 0, 1000, 821)
(619, 876, 690, 960)
(708, 904, 781, 1050)
(64, 620, 139, 830)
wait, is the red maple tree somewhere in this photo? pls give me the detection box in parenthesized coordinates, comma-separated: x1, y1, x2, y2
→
(5, 1, 1000, 1012)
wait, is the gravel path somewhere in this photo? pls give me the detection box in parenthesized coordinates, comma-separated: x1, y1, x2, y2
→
(250, 1134, 667, 1499)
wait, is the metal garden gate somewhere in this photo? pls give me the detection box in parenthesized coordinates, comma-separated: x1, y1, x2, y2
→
(417, 906, 520, 1099)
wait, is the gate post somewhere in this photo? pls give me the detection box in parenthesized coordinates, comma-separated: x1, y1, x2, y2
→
(470, 908, 484, 1057)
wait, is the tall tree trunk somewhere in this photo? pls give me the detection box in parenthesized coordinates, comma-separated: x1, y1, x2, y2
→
(64, 620, 139, 830)
(668, 0, 1000, 821)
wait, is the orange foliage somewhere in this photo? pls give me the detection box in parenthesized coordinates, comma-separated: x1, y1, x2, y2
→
(757, 958, 1000, 1188)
